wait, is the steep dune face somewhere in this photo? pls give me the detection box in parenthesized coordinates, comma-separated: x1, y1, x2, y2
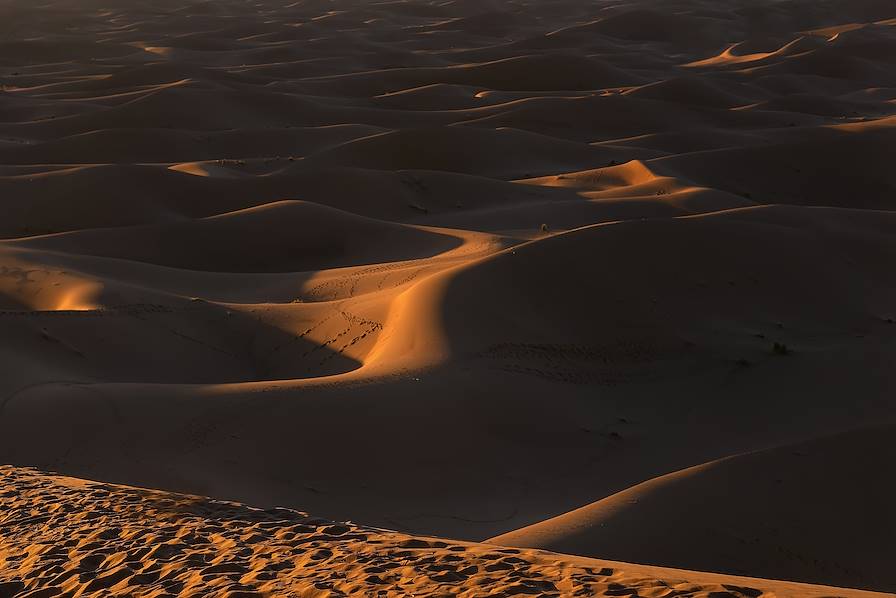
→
(488, 425, 896, 592)
(372, 205, 896, 405)
(0, 0, 895, 595)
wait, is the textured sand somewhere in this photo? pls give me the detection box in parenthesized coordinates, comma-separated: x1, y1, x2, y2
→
(1, 0, 895, 594)
(1, 466, 889, 598)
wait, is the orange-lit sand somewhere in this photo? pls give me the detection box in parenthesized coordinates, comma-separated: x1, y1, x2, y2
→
(1, 0, 894, 595)
(1, 466, 890, 598)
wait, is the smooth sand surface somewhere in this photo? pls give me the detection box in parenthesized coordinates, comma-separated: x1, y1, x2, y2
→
(1, 0, 894, 595)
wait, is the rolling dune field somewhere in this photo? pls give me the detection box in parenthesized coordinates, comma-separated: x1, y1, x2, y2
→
(0, 0, 894, 595)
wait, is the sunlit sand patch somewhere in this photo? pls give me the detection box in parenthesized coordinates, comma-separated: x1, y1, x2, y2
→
(2, 465, 876, 598)
(806, 22, 869, 38)
(0, 255, 104, 311)
(168, 161, 245, 178)
(518, 160, 662, 191)
(52, 281, 104, 311)
(138, 45, 172, 57)
(684, 44, 773, 67)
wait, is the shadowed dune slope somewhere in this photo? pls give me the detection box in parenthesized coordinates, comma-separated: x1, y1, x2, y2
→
(10, 200, 463, 273)
(489, 424, 896, 593)
(382, 206, 896, 369)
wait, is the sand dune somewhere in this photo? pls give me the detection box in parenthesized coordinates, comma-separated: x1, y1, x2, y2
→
(1, 0, 894, 595)
(489, 424, 896, 591)
(296, 54, 642, 97)
(10, 200, 462, 273)
(379, 205, 896, 375)
(3, 466, 888, 598)
(308, 127, 616, 178)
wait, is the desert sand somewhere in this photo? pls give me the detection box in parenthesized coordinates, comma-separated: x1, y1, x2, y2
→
(1, 0, 895, 595)
(2, 466, 893, 598)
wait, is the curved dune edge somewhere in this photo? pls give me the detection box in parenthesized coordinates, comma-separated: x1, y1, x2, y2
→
(487, 424, 896, 592)
(0, 217, 500, 382)
(0, 465, 888, 598)
(366, 202, 896, 373)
